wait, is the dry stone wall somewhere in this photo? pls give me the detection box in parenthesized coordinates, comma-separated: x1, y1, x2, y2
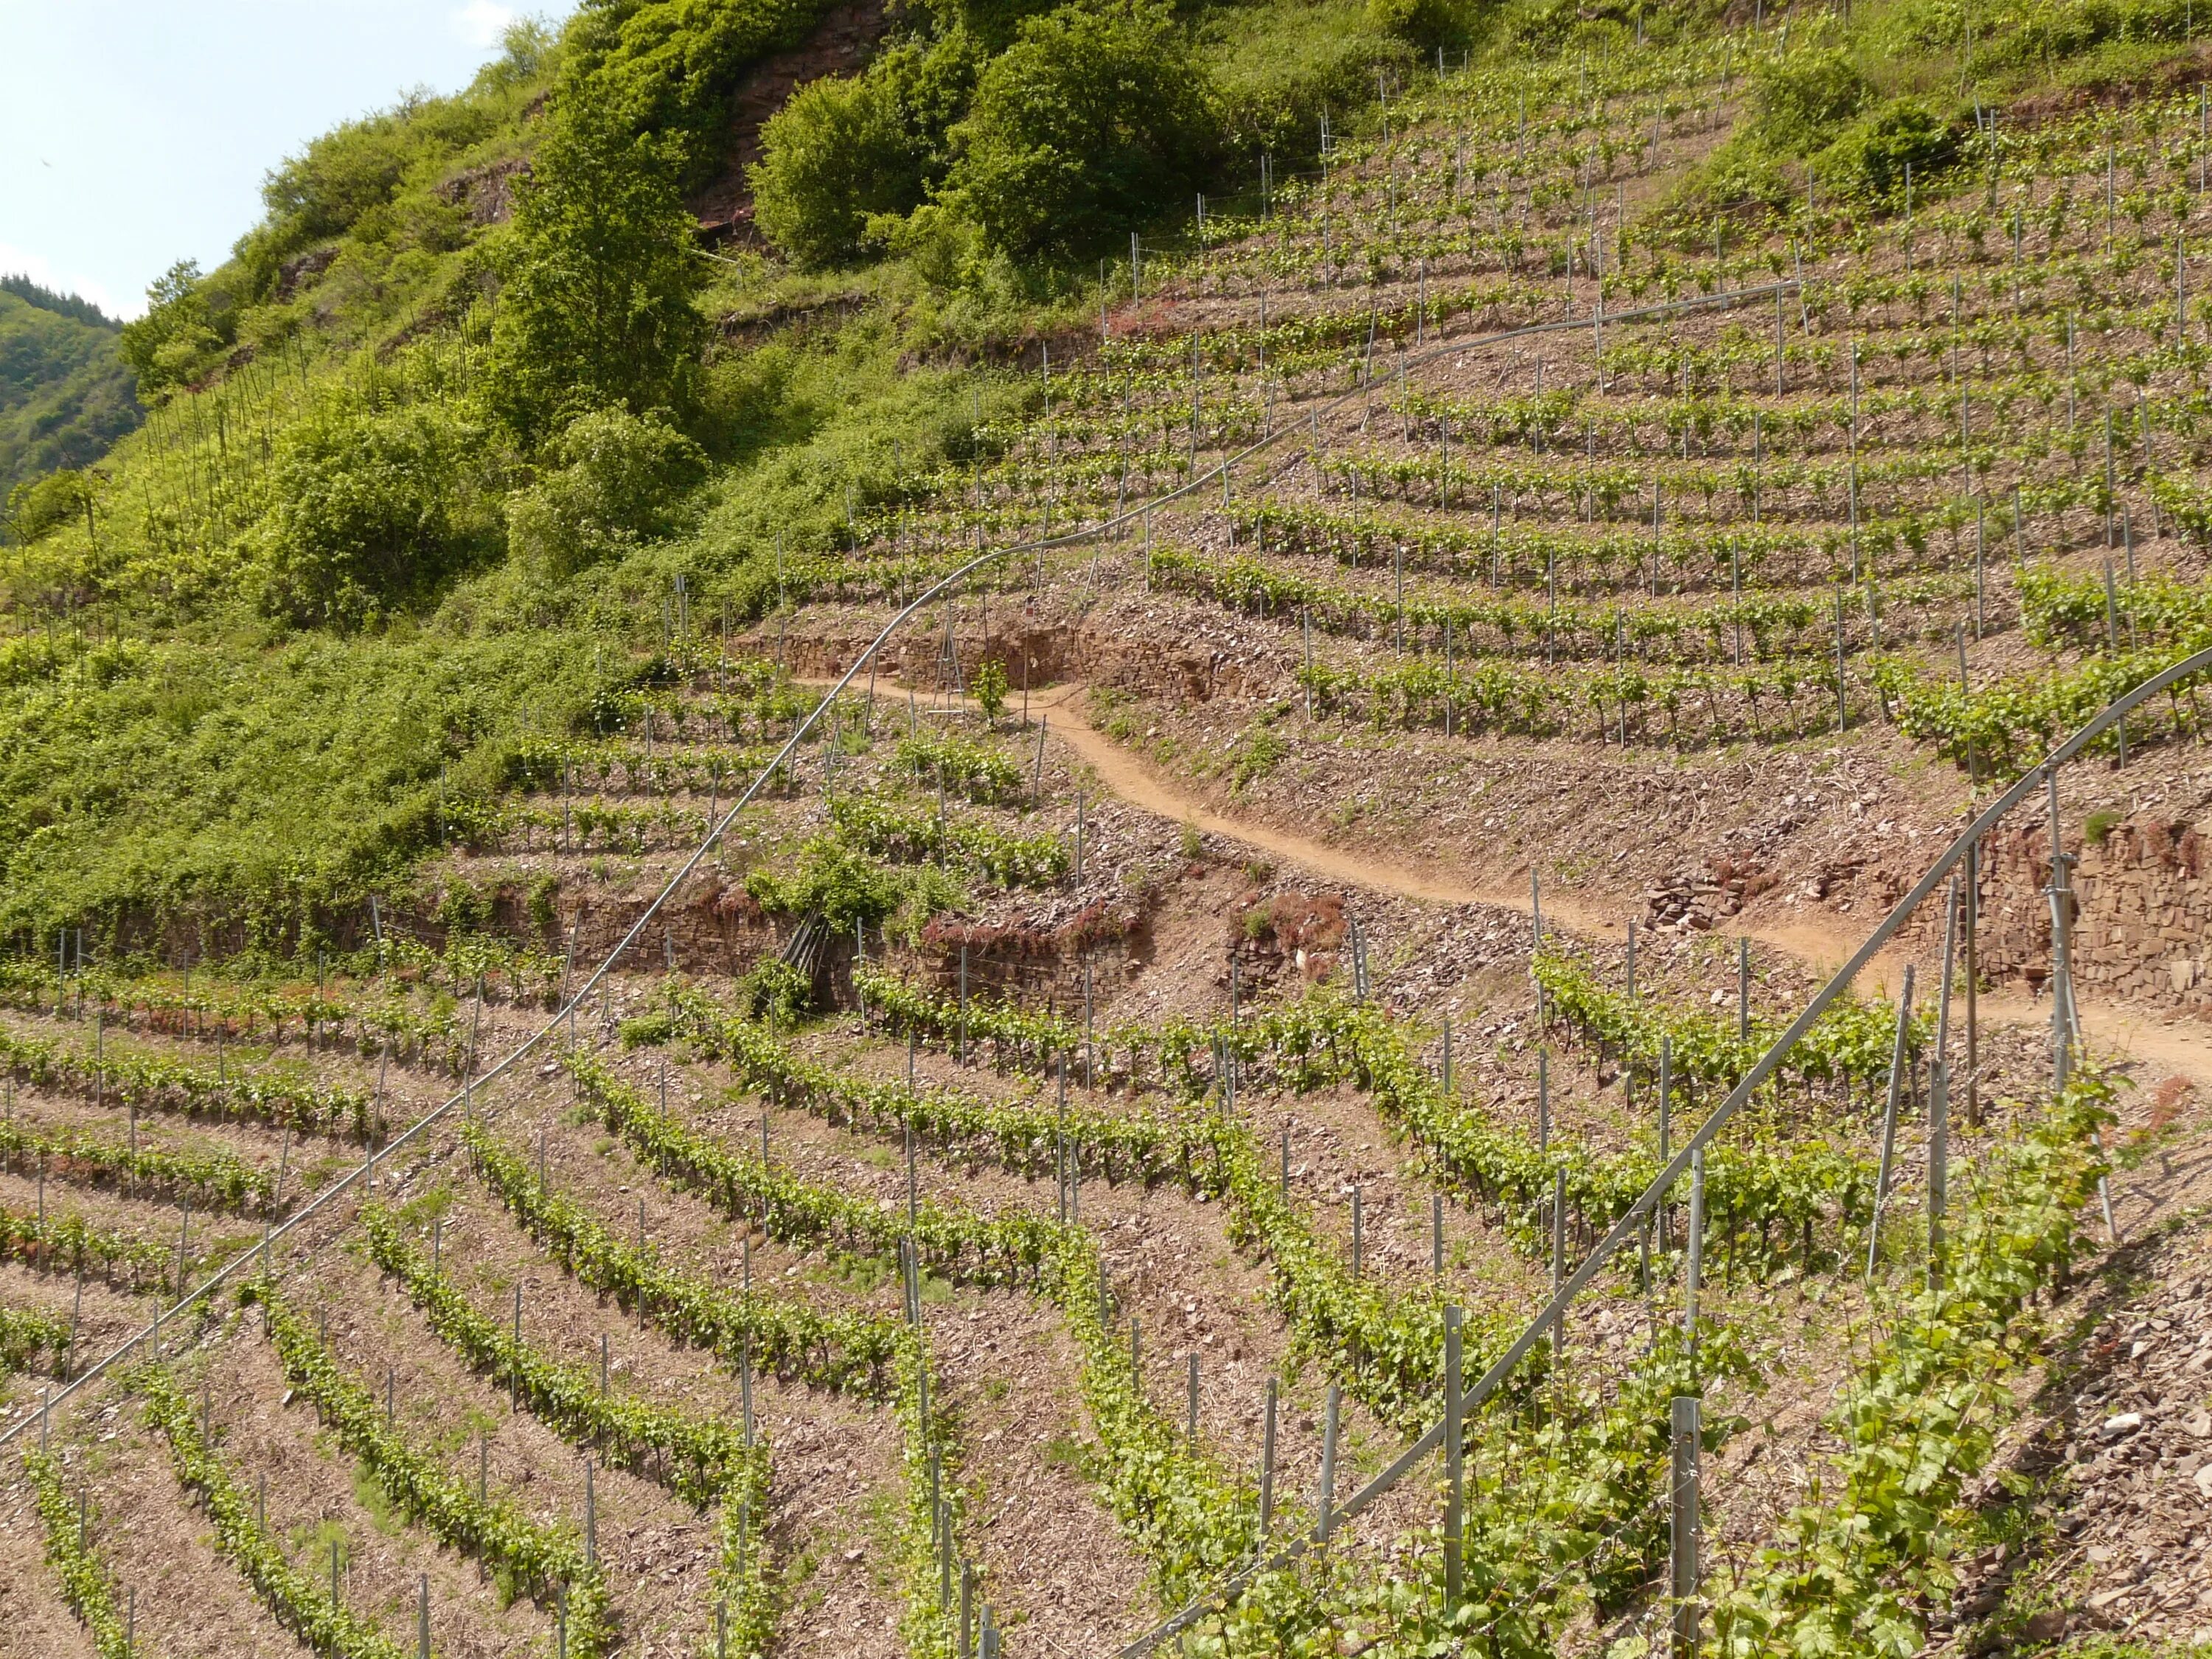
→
(1975, 815, 2212, 1014)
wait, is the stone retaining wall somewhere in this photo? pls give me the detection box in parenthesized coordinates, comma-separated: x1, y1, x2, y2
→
(1975, 815, 2212, 1012)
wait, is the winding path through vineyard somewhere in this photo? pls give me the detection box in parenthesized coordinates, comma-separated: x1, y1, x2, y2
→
(1023, 681, 2212, 1096)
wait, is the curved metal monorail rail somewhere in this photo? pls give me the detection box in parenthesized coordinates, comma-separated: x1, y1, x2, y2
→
(0, 277, 1806, 1447)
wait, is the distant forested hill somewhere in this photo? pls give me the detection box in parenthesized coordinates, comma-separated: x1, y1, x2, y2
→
(0, 275, 142, 507)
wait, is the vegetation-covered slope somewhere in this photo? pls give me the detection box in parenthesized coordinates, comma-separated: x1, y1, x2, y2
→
(0, 277, 139, 512)
(6, 2, 2212, 1651)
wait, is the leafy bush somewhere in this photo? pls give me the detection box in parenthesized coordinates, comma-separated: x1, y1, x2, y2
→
(508, 405, 706, 578)
(564, 0, 856, 177)
(921, 0, 1060, 49)
(733, 956, 814, 1023)
(1657, 132, 1797, 223)
(262, 114, 417, 246)
(117, 261, 226, 399)
(757, 31, 984, 269)
(258, 392, 498, 624)
(751, 72, 922, 268)
(1207, 0, 1411, 165)
(745, 833, 913, 931)
(230, 92, 507, 302)
(490, 92, 703, 442)
(1750, 48, 1870, 154)
(4, 468, 92, 546)
(947, 1, 1221, 260)
(1365, 0, 1460, 49)
(1812, 97, 1958, 202)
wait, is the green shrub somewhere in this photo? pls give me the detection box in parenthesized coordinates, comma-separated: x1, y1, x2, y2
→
(752, 29, 984, 268)
(489, 92, 704, 442)
(4, 469, 92, 546)
(1812, 97, 1958, 202)
(747, 835, 911, 930)
(1208, 0, 1411, 164)
(262, 101, 490, 244)
(1365, 0, 1459, 49)
(920, 0, 1061, 49)
(117, 262, 225, 399)
(231, 94, 506, 301)
(564, 0, 855, 178)
(947, 1, 1221, 260)
(508, 406, 706, 578)
(869, 201, 987, 288)
(2052, 34, 2200, 95)
(620, 1007, 678, 1046)
(1749, 48, 1869, 155)
(751, 72, 923, 268)
(259, 393, 498, 625)
(733, 957, 813, 1023)
(1660, 133, 1797, 223)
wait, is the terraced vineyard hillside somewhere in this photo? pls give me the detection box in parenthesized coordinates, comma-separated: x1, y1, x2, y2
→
(11, 3, 2212, 1658)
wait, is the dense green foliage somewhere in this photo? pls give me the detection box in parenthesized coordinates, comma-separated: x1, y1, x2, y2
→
(749, 59, 947, 268)
(0, 1302, 72, 1374)
(507, 405, 708, 577)
(947, 2, 1222, 260)
(0, 628, 599, 942)
(489, 94, 706, 439)
(260, 391, 500, 625)
(751, 0, 1419, 268)
(565, 0, 855, 171)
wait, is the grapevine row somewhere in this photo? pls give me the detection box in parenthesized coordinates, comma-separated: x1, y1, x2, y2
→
(254, 1285, 619, 1655)
(360, 1205, 774, 1652)
(138, 1361, 414, 1659)
(0, 1023, 381, 1141)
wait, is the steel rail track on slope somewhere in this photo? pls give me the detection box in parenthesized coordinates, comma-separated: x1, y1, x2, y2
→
(1104, 661, 2212, 1658)
(0, 276, 1803, 1449)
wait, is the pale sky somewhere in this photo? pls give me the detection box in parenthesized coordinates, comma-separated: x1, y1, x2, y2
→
(0, 1, 578, 319)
